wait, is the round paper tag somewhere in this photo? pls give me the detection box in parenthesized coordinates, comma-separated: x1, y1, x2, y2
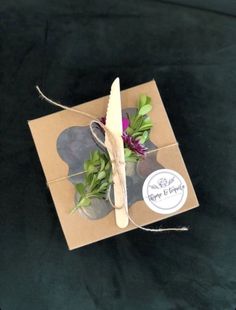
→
(142, 169, 188, 214)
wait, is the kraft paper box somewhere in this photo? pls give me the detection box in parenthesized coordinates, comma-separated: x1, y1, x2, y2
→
(28, 80, 199, 250)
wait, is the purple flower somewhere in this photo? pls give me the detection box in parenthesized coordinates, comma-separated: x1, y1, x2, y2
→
(100, 117, 129, 132)
(122, 132, 148, 156)
(122, 118, 129, 131)
(100, 116, 106, 125)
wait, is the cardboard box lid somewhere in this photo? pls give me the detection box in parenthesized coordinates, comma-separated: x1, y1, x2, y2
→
(28, 80, 199, 250)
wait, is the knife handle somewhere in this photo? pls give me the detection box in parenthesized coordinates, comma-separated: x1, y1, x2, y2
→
(112, 162, 129, 228)
(110, 130, 129, 228)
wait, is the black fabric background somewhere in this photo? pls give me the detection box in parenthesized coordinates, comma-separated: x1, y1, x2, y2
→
(1, 1, 236, 309)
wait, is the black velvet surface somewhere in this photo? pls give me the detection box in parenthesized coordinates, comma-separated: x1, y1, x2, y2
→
(1, 1, 236, 309)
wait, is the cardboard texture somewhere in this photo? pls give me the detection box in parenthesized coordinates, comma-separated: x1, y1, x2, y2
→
(28, 80, 199, 250)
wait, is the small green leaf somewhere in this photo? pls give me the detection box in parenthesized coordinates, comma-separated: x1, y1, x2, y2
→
(75, 183, 85, 195)
(132, 116, 143, 130)
(79, 197, 91, 207)
(124, 148, 132, 158)
(89, 175, 97, 190)
(93, 150, 99, 161)
(126, 127, 134, 135)
(139, 123, 152, 131)
(132, 131, 143, 138)
(86, 173, 93, 185)
(138, 104, 152, 116)
(100, 158, 105, 171)
(139, 131, 149, 144)
(143, 116, 152, 124)
(138, 94, 147, 109)
(97, 171, 106, 180)
(88, 163, 96, 174)
(145, 96, 151, 106)
(109, 172, 113, 183)
(105, 161, 111, 171)
(99, 182, 109, 191)
(126, 154, 139, 162)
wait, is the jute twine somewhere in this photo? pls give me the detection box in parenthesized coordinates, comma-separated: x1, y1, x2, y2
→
(36, 86, 188, 233)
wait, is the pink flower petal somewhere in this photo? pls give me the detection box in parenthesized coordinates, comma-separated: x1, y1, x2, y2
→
(122, 118, 129, 131)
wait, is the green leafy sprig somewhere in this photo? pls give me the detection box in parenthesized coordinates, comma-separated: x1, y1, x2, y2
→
(124, 94, 153, 162)
(126, 94, 152, 140)
(72, 150, 112, 211)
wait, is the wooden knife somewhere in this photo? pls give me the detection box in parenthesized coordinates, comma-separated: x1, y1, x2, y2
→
(104, 78, 129, 228)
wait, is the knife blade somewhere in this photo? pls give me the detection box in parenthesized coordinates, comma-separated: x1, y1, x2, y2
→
(104, 77, 129, 228)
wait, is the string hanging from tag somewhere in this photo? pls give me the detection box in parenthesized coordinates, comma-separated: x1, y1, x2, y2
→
(36, 86, 189, 233)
